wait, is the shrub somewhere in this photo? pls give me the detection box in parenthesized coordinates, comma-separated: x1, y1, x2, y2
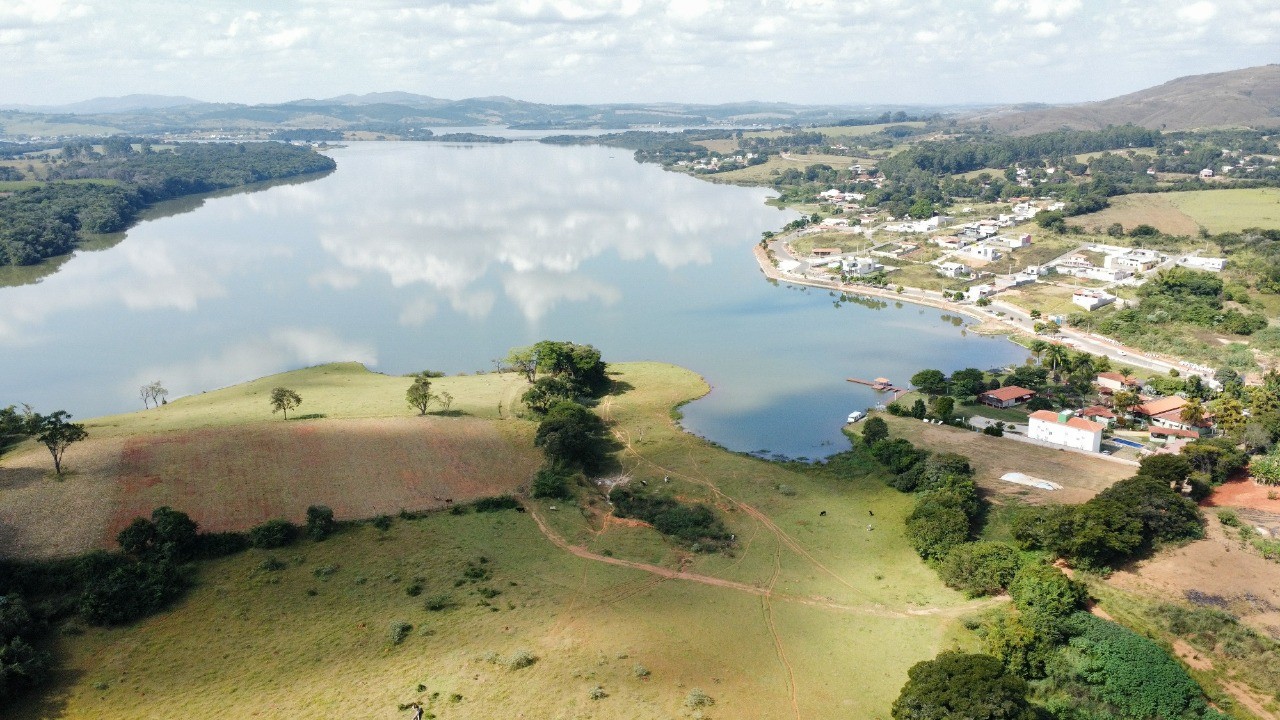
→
(423, 594, 451, 612)
(531, 466, 574, 500)
(685, 688, 714, 708)
(507, 649, 537, 669)
(405, 583, 423, 597)
(1008, 563, 1084, 639)
(257, 556, 287, 573)
(193, 531, 250, 559)
(473, 496, 519, 513)
(305, 505, 337, 541)
(891, 651, 1033, 720)
(938, 542, 1022, 596)
(534, 401, 613, 474)
(249, 519, 299, 549)
(371, 515, 393, 530)
(610, 486, 731, 548)
(79, 559, 187, 626)
(632, 663, 650, 678)
(389, 621, 413, 645)
(862, 416, 889, 445)
(589, 686, 608, 700)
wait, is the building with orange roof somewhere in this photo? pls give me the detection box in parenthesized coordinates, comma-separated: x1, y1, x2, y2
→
(1028, 409, 1104, 452)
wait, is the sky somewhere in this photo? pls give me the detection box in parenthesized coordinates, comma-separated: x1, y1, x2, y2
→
(2, 0, 1279, 108)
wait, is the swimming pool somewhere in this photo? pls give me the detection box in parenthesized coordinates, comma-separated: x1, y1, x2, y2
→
(1110, 437, 1145, 449)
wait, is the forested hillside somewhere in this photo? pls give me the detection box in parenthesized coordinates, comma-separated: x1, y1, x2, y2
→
(0, 142, 334, 266)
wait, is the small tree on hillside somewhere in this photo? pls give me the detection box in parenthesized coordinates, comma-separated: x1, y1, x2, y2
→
(139, 381, 168, 409)
(862, 416, 889, 445)
(30, 410, 88, 476)
(406, 373, 435, 415)
(269, 387, 302, 420)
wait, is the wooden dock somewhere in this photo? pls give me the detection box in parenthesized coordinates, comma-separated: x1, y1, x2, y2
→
(847, 377, 908, 400)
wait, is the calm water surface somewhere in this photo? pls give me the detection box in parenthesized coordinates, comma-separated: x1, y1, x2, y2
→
(0, 142, 1025, 459)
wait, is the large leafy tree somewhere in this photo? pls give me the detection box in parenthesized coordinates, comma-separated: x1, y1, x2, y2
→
(892, 651, 1034, 720)
(910, 369, 946, 395)
(534, 401, 612, 475)
(405, 373, 437, 415)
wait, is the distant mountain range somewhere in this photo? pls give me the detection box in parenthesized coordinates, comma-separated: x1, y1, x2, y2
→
(967, 64, 1280, 134)
(0, 91, 956, 137)
(4, 64, 1280, 138)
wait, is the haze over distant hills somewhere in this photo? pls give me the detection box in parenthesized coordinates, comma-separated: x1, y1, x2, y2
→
(969, 64, 1280, 134)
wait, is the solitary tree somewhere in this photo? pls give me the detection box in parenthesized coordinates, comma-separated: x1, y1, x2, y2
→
(503, 346, 539, 383)
(910, 369, 947, 395)
(139, 381, 168, 409)
(30, 410, 88, 476)
(892, 651, 1033, 720)
(406, 373, 435, 415)
(269, 387, 302, 420)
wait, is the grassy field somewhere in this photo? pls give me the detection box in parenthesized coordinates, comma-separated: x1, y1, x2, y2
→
(711, 153, 863, 185)
(5, 361, 984, 719)
(1070, 189, 1280, 236)
(0, 363, 540, 558)
(886, 262, 976, 293)
(998, 282, 1089, 318)
(788, 230, 873, 256)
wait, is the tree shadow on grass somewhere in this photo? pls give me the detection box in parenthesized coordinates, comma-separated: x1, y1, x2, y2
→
(431, 410, 470, 418)
(607, 380, 635, 397)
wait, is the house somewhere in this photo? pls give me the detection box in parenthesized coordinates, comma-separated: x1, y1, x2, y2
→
(842, 256, 883, 276)
(1178, 256, 1227, 272)
(1105, 249, 1161, 272)
(998, 273, 1037, 290)
(963, 244, 1003, 262)
(1074, 266, 1130, 282)
(1133, 396, 1186, 422)
(1150, 426, 1200, 442)
(1200, 168, 1214, 178)
(819, 217, 849, 228)
(932, 235, 967, 249)
(1079, 406, 1117, 427)
(1149, 407, 1211, 436)
(966, 284, 996, 302)
(979, 385, 1036, 409)
(1059, 254, 1094, 269)
(995, 234, 1032, 249)
(1095, 372, 1140, 393)
(1072, 289, 1116, 311)
(936, 261, 971, 278)
(1028, 410, 1104, 452)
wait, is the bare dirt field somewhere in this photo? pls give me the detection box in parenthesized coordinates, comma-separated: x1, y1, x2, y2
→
(1206, 478, 1280, 514)
(883, 415, 1135, 504)
(0, 417, 539, 559)
(1107, 517, 1280, 639)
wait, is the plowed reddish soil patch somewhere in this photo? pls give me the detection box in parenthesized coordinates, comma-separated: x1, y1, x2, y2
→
(1, 418, 539, 558)
(1205, 478, 1280, 513)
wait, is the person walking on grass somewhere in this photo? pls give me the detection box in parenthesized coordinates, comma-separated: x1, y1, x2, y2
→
(410, 703, 423, 720)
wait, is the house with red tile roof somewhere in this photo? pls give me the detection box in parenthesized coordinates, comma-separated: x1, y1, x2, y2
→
(978, 385, 1035, 409)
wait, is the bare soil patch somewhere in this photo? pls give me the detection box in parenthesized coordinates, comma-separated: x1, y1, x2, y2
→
(884, 415, 1133, 505)
(0, 417, 539, 559)
(1206, 477, 1280, 514)
(1107, 518, 1280, 639)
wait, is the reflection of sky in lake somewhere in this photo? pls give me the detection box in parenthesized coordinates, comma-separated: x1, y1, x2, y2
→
(0, 142, 1026, 459)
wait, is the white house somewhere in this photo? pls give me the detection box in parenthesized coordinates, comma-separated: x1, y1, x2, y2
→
(995, 234, 1032, 249)
(1200, 168, 1214, 178)
(842, 256, 884, 276)
(963, 244, 1003, 262)
(936, 261, 971, 278)
(1178, 256, 1227, 272)
(1105, 249, 1162, 272)
(1072, 289, 1117, 311)
(932, 235, 968, 249)
(966, 284, 996, 301)
(820, 217, 850, 228)
(1028, 410, 1103, 452)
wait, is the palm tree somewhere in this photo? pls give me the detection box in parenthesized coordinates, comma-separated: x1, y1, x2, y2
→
(1043, 344, 1069, 381)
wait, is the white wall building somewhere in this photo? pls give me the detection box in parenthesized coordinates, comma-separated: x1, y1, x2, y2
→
(1028, 410, 1103, 452)
(842, 256, 884, 276)
(963, 244, 1003, 261)
(1178, 256, 1227, 272)
(936, 261, 971, 278)
(1072, 289, 1117, 311)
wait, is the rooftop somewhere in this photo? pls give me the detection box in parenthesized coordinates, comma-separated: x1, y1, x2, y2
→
(1029, 410, 1105, 433)
(1136, 396, 1187, 417)
(981, 385, 1036, 401)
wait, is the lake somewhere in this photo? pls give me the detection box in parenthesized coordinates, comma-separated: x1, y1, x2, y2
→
(0, 141, 1025, 459)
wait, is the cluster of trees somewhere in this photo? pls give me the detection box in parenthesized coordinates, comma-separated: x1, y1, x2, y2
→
(1012, 454, 1205, 569)
(0, 405, 88, 475)
(1133, 267, 1269, 335)
(0, 142, 335, 266)
(508, 341, 610, 414)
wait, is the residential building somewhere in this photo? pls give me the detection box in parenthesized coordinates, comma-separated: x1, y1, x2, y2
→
(1072, 289, 1117, 311)
(966, 284, 996, 302)
(1133, 396, 1186, 422)
(936, 261, 971, 278)
(819, 217, 849, 228)
(1178, 256, 1227, 272)
(1028, 410, 1103, 452)
(932, 235, 967, 249)
(963, 244, 1002, 262)
(1105, 249, 1162, 272)
(1095, 372, 1140, 393)
(978, 385, 1036, 408)
(841, 256, 883, 276)
(1079, 406, 1117, 427)
(995, 234, 1032, 249)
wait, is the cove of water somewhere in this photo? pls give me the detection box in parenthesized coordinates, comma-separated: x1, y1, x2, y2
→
(0, 142, 1025, 459)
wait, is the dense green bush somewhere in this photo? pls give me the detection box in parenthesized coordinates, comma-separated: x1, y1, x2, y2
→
(905, 479, 980, 562)
(1007, 563, 1085, 639)
(79, 558, 186, 626)
(116, 506, 199, 561)
(534, 401, 613, 475)
(531, 466, 575, 500)
(891, 651, 1034, 720)
(472, 496, 520, 512)
(249, 519, 300, 549)
(1049, 612, 1211, 720)
(305, 505, 337, 541)
(938, 542, 1022, 596)
(0, 594, 49, 703)
(610, 486, 731, 549)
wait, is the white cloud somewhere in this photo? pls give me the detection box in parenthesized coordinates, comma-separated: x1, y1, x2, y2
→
(0, 0, 1276, 106)
(1177, 1, 1218, 23)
